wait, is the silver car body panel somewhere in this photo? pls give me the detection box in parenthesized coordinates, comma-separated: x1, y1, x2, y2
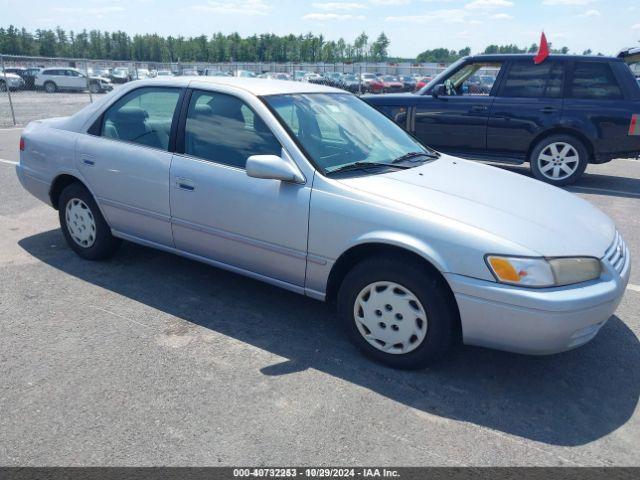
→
(16, 77, 630, 355)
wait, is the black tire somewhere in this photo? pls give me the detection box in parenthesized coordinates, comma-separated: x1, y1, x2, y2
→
(44, 81, 57, 93)
(58, 183, 121, 260)
(89, 82, 100, 94)
(0, 81, 6, 92)
(337, 255, 456, 369)
(529, 134, 588, 186)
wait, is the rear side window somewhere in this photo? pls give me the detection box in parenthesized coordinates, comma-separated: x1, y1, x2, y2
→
(183, 90, 281, 168)
(101, 87, 181, 150)
(501, 61, 564, 98)
(570, 62, 623, 100)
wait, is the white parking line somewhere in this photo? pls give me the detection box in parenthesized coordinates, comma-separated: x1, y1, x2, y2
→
(569, 186, 640, 198)
(0, 158, 18, 166)
(628, 284, 640, 293)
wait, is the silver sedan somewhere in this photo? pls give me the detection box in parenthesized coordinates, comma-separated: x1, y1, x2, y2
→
(16, 77, 630, 368)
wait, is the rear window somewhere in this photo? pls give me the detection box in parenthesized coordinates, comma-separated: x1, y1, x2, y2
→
(501, 61, 564, 98)
(570, 62, 623, 100)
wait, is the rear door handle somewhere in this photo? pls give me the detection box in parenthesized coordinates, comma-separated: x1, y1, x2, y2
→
(176, 178, 195, 191)
(541, 107, 558, 114)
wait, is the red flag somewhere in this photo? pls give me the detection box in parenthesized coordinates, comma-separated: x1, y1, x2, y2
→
(534, 32, 550, 64)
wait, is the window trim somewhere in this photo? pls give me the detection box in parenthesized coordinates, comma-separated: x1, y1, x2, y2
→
(175, 88, 283, 169)
(87, 85, 186, 153)
(566, 60, 625, 101)
(496, 59, 566, 99)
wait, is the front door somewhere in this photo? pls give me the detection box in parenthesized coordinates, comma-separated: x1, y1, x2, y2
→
(170, 89, 311, 286)
(76, 86, 182, 246)
(413, 60, 503, 155)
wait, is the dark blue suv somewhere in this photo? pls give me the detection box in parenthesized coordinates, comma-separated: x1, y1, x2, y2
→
(365, 53, 640, 185)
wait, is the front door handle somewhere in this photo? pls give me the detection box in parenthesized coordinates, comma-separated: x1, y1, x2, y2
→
(541, 106, 558, 114)
(176, 178, 195, 191)
(470, 105, 488, 113)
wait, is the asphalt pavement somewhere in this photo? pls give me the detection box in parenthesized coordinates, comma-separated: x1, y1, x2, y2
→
(0, 127, 638, 466)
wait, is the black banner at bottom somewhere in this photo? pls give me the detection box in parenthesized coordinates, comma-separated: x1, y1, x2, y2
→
(0, 468, 638, 480)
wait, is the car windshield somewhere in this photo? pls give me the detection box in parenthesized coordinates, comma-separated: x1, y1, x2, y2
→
(265, 93, 435, 174)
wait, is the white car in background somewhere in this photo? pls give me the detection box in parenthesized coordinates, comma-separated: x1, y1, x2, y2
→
(35, 67, 113, 94)
(0, 69, 25, 91)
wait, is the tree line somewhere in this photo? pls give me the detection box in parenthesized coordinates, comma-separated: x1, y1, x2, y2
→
(0, 25, 391, 63)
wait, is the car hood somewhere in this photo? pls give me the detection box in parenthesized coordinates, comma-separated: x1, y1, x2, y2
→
(90, 75, 110, 82)
(336, 155, 615, 258)
(2, 72, 22, 80)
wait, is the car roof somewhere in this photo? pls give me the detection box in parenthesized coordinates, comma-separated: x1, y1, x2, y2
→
(135, 76, 344, 96)
(468, 53, 621, 63)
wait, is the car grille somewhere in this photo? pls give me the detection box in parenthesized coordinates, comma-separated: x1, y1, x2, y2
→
(603, 231, 627, 275)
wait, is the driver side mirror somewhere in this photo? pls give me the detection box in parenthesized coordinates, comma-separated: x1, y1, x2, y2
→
(246, 155, 305, 184)
(432, 83, 447, 98)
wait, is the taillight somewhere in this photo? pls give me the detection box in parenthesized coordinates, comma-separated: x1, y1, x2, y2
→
(630, 114, 639, 136)
(19, 137, 25, 151)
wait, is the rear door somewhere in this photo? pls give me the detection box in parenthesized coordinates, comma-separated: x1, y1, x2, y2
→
(76, 86, 183, 246)
(413, 60, 503, 155)
(487, 59, 565, 161)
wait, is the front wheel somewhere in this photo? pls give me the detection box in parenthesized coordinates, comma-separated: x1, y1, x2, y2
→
(58, 183, 121, 260)
(337, 256, 456, 369)
(530, 135, 588, 186)
(44, 81, 57, 93)
(89, 82, 100, 94)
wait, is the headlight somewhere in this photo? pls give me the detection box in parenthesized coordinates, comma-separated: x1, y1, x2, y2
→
(486, 255, 601, 288)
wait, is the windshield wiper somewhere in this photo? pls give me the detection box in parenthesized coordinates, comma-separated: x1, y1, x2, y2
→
(326, 161, 413, 175)
(391, 151, 439, 164)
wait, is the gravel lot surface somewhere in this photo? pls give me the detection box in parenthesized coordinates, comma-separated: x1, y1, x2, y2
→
(0, 126, 639, 466)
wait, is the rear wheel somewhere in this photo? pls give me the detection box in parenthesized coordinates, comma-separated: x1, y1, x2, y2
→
(58, 183, 121, 260)
(44, 81, 57, 93)
(530, 134, 588, 186)
(337, 256, 456, 369)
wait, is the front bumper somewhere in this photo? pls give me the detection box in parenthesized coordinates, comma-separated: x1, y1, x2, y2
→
(445, 241, 631, 355)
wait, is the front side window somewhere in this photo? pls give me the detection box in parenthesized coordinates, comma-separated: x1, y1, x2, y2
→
(266, 93, 433, 173)
(443, 62, 502, 96)
(101, 87, 181, 150)
(570, 62, 623, 100)
(183, 90, 281, 168)
(501, 61, 564, 98)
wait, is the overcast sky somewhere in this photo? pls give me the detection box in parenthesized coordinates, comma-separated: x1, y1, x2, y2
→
(3, 0, 639, 57)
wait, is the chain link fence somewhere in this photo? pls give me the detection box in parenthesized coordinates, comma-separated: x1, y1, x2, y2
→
(0, 53, 450, 127)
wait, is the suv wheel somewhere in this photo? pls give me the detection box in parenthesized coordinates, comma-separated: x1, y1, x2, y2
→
(89, 82, 100, 94)
(58, 183, 121, 260)
(337, 256, 456, 369)
(44, 81, 57, 93)
(530, 134, 588, 186)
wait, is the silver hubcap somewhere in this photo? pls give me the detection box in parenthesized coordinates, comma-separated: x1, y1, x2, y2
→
(65, 198, 97, 248)
(353, 281, 428, 355)
(537, 142, 579, 180)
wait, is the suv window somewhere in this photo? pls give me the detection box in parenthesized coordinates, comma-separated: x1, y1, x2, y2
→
(183, 90, 281, 168)
(501, 61, 564, 98)
(444, 61, 502, 96)
(570, 62, 623, 100)
(101, 87, 181, 150)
